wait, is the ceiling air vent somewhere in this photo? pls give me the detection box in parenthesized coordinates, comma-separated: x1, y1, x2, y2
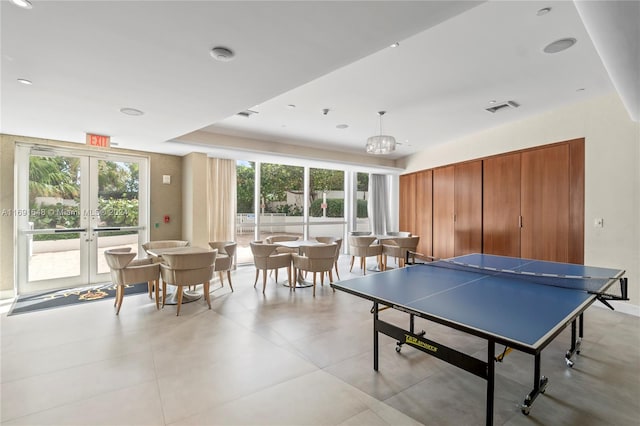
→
(485, 101, 520, 113)
(236, 109, 258, 118)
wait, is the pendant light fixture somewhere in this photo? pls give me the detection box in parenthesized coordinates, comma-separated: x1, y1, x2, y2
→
(365, 111, 396, 155)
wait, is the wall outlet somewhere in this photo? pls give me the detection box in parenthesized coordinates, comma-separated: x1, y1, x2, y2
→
(594, 218, 604, 228)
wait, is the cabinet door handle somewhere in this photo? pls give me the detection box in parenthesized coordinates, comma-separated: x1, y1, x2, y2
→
(519, 215, 523, 228)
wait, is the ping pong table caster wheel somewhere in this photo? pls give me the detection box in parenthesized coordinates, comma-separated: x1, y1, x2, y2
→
(539, 376, 548, 394)
(395, 344, 402, 353)
(521, 397, 531, 416)
(565, 357, 574, 368)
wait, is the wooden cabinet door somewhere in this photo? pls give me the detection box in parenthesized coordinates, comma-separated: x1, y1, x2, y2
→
(399, 173, 416, 233)
(521, 144, 570, 262)
(483, 153, 521, 257)
(433, 166, 455, 259)
(454, 161, 482, 256)
(415, 170, 433, 258)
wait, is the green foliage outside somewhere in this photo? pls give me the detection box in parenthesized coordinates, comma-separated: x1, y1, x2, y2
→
(275, 203, 303, 216)
(309, 199, 342, 217)
(30, 198, 139, 240)
(356, 199, 368, 218)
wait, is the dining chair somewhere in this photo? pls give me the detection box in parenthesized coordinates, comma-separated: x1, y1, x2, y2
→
(291, 243, 337, 297)
(250, 241, 292, 293)
(208, 241, 236, 292)
(315, 236, 342, 280)
(142, 240, 189, 262)
(264, 235, 299, 253)
(104, 248, 161, 314)
(159, 250, 217, 316)
(382, 236, 420, 270)
(348, 235, 382, 275)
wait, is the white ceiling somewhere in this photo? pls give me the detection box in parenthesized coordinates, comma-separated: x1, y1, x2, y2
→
(1, 1, 638, 165)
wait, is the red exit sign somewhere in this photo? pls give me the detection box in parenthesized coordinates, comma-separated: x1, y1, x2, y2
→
(86, 133, 110, 148)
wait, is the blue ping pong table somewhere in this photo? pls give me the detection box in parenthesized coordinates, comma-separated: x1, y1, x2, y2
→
(330, 253, 627, 425)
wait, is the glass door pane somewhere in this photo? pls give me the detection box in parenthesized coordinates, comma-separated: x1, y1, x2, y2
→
(16, 148, 89, 293)
(259, 162, 304, 241)
(235, 161, 256, 265)
(308, 167, 345, 240)
(355, 172, 370, 233)
(93, 158, 146, 279)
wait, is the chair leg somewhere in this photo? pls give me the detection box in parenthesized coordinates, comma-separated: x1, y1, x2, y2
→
(204, 281, 211, 309)
(312, 273, 317, 297)
(227, 270, 233, 292)
(349, 256, 355, 272)
(219, 271, 225, 286)
(153, 280, 159, 310)
(262, 269, 268, 293)
(329, 270, 335, 291)
(363, 257, 367, 275)
(320, 272, 324, 286)
(115, 286, 123, 314)
(291, 269, 295, 292)
(162, 281, 167, 307)
(275, 268, 279, 283)
(254, 269, 259, 287)
(176, 286, 183, 316)
(288, 265, 292, 288)
(334, 261, 340, 280)
(148, 281, 153, 298)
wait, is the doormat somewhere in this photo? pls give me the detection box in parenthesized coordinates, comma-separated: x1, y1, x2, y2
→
(7, 282, 148, 316)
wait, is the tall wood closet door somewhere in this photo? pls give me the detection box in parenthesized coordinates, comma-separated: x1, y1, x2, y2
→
(483, 153, 521, 257)
(521, 144, 570, 262)
(454, 161, 482, 256)
(433, 166, 455, 259)
(415, 170, 433, 257)
(399, 173, 416, 233)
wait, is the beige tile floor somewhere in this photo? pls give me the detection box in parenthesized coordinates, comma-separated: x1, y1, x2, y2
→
(1, 256, 639, 425)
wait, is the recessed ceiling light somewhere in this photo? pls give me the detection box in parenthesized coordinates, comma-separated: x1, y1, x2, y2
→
(120, 107, 144, 116)
(210, 46, 235, 62)
(17, 78, 32, 85)
(11, 0, 32, 9)
(543, 38, 577, 54)
(336, 124, 349, 129)
(576, 88, 586, 92)
(488, 100, 496, 104)
(390, 42, 400, 48)
(536, 7, 551, 16)
(287, 104, 296, 109)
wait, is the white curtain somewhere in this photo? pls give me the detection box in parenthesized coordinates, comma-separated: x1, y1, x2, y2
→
(207, 158, 237, 242)
(368, 173, 389, 235)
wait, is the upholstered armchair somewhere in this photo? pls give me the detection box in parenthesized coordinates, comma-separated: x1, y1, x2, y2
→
(208, 241, 237, 291)
(159, 250, 216, 316)
(250, 241, 292, 293)
(142, 240, 189, 262)
(104, 248, 160, 314)
(291, 243, 337, 297)
(264, 235, 299, 253)
(348, 235, 382, 275)
(382, 236, 420, 270)
(315, 236, 342, 280)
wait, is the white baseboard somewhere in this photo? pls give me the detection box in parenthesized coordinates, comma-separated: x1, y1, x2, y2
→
(593, 300, 640, 317)
(0, 289, 16, 301)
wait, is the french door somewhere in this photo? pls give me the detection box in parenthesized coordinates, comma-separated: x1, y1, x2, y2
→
(15, 145, 148, 294)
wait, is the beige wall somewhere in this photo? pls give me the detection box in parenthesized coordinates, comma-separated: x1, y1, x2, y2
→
(0, 134, 183, 297)
(402, 93, 640, 311)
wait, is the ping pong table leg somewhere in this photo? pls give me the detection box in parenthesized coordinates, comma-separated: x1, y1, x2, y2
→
(486, 340, 495, 426)
(565, 316, 583, 367)
(521, 353, 548, 415)
(373, 302, 379, 371)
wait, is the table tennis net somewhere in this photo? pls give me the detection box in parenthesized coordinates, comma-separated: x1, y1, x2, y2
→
(420, 258, 618, 294)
